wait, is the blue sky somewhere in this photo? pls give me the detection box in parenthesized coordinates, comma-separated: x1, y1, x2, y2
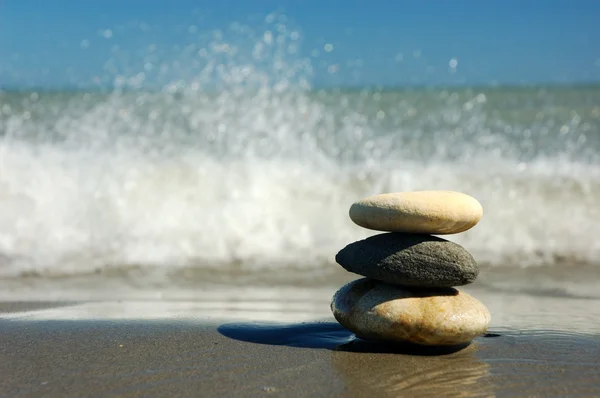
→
(1, 0, 599, 89)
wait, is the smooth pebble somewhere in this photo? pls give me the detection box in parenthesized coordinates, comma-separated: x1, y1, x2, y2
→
(335, 232, 479, 287)
(349, 191, 483, 234)
(331, 278, 491, 346)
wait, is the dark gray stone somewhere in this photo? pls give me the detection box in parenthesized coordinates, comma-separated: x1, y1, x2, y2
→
(335, 233, 479, 287)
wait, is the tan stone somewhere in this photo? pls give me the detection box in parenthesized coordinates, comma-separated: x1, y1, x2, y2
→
(349, 191, 483, 234)
(331, 279, 491, 346)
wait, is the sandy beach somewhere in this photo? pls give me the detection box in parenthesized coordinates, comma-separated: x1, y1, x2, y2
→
(2, 288, 600, 398)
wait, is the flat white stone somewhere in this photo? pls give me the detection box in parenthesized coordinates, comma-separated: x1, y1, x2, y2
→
(349, 191, 483, 234)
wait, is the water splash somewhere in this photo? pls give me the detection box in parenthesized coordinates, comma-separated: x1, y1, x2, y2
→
(1, 13, 600, 289)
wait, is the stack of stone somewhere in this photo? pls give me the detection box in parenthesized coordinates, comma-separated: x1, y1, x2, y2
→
(331, 191, 491, 347)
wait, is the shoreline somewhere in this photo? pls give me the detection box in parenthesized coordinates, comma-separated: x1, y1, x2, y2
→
(2, 278, 599, 396)
(2, 286, 600, 332)
(1, 304, 599, 397)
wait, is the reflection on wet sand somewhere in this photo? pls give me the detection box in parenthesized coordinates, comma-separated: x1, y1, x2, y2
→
(218, 321, 600, 397)
(219, 321, 494, 397)
(332, 341, 492, 397)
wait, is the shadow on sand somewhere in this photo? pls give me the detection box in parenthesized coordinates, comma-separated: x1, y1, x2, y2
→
(217, 321, 481, 355)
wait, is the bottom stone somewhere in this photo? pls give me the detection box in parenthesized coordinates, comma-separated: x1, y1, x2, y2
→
(331, 278, 491, 346)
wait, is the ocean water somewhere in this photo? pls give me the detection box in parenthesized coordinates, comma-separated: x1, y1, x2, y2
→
(1, 17, 600, 300)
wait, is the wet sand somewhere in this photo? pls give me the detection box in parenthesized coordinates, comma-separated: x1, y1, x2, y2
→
(1, 296, 600, 397)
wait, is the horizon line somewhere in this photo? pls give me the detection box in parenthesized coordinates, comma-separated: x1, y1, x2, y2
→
(2, 81, 600, 94)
